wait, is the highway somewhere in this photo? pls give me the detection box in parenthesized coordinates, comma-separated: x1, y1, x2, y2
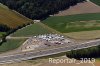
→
(0, 39, 100, 64)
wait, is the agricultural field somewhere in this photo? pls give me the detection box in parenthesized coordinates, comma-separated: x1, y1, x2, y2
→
(11, 23, 53, 37)
(90, 0, 100, 6)
(64, 30, 100, 40)
(43, 13, 100, 33)
(54, 1, 100, 16)
(0, 39, 25, 53)
(0, 3, 32, 28)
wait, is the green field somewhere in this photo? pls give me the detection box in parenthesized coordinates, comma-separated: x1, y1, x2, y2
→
(0, 3, 32, 28)
(11, 23, 53, 37)
(0, 32, 5, 37)
(43, 13, 100, 33)
(90, 0, 100, 6)
(0, 39, 25, 52)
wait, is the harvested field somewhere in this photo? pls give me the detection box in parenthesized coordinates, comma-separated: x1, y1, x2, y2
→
(64, 30, 100, 40)
(40, 62, 93, 66)
(0, 3, 32, 28)
(54, 2, 100, 16)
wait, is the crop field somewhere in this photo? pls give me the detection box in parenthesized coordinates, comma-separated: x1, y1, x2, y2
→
(0, 3, 32, 28)
(90, 0, 100, 6)
(64, 30, 100, 40)
(43, 13, 100, 33)
(0, 39, 25, 53)
(54, 1, 100, 16)
(11, 23, 53, 37)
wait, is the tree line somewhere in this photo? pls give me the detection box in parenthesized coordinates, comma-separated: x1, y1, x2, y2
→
(66, 45, 100, 59)
(0, 24, 10, 32)
(0, 22, 33, 45)
(0, 24, 11, 45)
(0, 0, 86, 44)
(0, 0, 86, 20)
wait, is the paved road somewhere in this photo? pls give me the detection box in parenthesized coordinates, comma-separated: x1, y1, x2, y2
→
(6, 36, 30, 39)
(0, 39, 100, 64)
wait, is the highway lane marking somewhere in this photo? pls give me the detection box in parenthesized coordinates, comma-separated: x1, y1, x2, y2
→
(0, 58, 26, 63)
(0, 39, 100, 64)
(0, 39, 100, 58)
(0, 43, 99, 59)
(0, 46, 99, 64)
(1, 43, 99, 61)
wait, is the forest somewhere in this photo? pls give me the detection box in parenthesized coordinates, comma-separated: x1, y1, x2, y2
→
(0, 24, 10, 32)
(66, 45, 100, 59)
(0, 0, 86, 20)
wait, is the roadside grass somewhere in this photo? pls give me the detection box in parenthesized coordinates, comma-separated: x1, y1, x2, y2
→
(64, 30, 100, 40)
(43, 13, 100, 33)
(11, 23, 53, 37)
(0, 39, 25, 53)
(0, 3, 32, 28)
(90, 0, 100, 6)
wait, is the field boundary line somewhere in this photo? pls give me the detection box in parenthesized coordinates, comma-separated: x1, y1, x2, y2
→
(37, 23, 62, 34)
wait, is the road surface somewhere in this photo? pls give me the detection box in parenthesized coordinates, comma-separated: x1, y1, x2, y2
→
(6, 36, 30, 39)
(0, 39, 100, 64)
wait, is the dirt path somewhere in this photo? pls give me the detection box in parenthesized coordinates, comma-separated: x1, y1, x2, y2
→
(54, 1, 100, 16)
(6, 36, 30, 39)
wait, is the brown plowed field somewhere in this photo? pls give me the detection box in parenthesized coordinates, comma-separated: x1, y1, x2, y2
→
(0, 3, 32, 28)
(54, 2, 100, 16)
